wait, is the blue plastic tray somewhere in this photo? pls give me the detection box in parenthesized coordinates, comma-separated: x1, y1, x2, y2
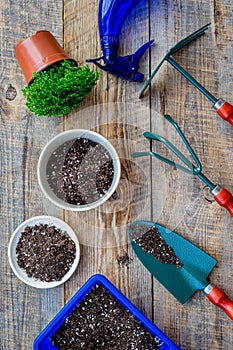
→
(34, 274, 180, 350)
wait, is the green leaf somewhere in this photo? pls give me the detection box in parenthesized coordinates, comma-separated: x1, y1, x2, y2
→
(22, 60, 100, 117)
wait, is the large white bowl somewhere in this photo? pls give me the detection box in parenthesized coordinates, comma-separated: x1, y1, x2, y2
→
(37, 129, 121, 211)
(8, 216, 80, 289)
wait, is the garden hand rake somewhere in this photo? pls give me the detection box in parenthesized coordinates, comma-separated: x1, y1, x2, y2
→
(140, 23, 233, 126)
(132, 114, 233, 216)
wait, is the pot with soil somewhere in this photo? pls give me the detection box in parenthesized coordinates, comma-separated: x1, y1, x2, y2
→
(8, 216, 80, 289)
(37, 129, 121, 211)
(33, 274, 180, 349)
(15, 31, 99, 117)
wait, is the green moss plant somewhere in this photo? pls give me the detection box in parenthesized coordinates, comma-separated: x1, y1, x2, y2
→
(22, 60, 99, 117)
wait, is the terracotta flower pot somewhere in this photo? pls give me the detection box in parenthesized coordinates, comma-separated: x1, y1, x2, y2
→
(15, 30, 73, 84)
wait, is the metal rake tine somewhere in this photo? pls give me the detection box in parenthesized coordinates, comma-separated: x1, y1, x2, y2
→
(132, 117, 233, 216)
(168, 22, 210, 55)
(139, 57, 165, 98)
(132, 150, 194, 174)
(139, 23, 211, 98)
(132, 114, 203, 175)
(164, 115, 202, 171)
(142, 131, 196, 172)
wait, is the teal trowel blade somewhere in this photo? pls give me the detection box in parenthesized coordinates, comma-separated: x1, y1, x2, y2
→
(129, 221, 217, 304)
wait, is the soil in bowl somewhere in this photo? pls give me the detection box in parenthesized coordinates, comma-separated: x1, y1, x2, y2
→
(46, 138, 114, 206)
(16, 223, 76, 282)
(51, 284, 163, 349)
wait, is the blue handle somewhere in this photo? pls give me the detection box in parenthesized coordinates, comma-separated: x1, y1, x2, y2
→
(87, 0, 153, 81)
(98, 0, 142, 64)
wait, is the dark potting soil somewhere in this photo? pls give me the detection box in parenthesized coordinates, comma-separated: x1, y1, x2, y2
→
(16, 224, 76, 282)
(51, 284, 163, 350)
(46, 138, 114, 205)
(116, 250, 133, 267)
(133, 226, 182, 268)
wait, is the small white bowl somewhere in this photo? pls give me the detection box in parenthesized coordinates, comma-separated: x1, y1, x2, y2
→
(8, 216, 80, 289)
(37, 129, 121, 211)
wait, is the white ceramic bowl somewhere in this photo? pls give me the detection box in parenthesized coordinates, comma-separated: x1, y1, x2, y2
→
(37, 129, 121, 211)
(8, 216, 80, 289)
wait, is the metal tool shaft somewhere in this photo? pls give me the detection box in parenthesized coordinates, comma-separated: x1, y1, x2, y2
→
(167, 57, 217, 104)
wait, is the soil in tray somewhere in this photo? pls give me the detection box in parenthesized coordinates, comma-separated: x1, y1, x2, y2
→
(46, 138, 114, 205)
(51, 284, 163, 350)
(16, 224, 76, 282)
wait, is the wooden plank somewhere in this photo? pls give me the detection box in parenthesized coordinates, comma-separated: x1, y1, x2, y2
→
(0, 0, 64, 349)
(149, 0, 233, 348)
(1, 0, 232, 349)
(63, 0, 153, 321)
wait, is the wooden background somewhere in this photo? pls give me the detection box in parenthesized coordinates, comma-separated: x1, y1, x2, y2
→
(1, 0, 232, 349)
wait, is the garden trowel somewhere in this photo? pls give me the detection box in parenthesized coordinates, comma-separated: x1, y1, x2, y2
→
(129, 221, 233, 320)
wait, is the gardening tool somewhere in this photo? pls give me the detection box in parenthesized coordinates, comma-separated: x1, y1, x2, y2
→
(87, 0, 154, 82)
(139, 23, 233, 125)
(129, 220, 233, 319)
(132, 114, 233, 216)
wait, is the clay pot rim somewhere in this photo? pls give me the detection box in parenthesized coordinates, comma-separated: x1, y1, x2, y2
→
(15, 30, 75, 84)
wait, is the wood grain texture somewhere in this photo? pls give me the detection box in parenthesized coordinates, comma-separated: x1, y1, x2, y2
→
(0, 0, 232, 349)
(149, 1, 233, 349)
(63, 0, 153, 320)
(0, 1, 64, 349)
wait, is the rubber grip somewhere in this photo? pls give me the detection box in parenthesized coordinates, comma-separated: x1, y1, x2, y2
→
(207, 286, 233, 320)
(213, 187, 233, 217)
(216, 101, 233, 125)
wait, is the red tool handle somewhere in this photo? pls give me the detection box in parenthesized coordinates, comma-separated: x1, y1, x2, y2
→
(206, 285, 233, 320)
(211, 185, 233, 217)
(214, 99, 233, 125)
